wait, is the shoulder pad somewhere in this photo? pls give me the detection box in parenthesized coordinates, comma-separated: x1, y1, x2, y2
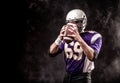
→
(91, 33, 102, 44)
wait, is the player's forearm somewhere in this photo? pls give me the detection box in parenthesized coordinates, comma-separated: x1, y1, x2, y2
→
(50, 35, 62, 54)
(78, 38, 94, 60)
(49, 43, 59, 54)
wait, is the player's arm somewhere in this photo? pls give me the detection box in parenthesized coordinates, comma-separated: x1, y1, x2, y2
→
(49, 35, 62, 57)
(77, 36, 95, 60)
(49, 42, 59, 54)
(49, 25, 66, 57)
(76, 32, 102, 61)
(68, 29, 95, 60)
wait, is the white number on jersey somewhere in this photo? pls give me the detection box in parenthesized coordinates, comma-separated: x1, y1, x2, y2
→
(64, 42, 83, 60)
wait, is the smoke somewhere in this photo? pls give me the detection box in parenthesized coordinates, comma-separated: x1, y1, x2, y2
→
(17, 0, 120, 83)
(112, 2, 120, 48)
(101, 1, 120, 82)
(92, 1, 120, 82)
(103, 56, 120, 82)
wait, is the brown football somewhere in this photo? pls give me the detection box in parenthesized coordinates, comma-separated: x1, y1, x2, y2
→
(63, 24, 75, 43)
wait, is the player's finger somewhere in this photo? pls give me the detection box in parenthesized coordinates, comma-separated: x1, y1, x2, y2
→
(67, 34, 75, 38)
(60, 29, 66, 34)
(61, 25, 67, 30)
(60, 33, 65, 37)
(67, 28, 75, 32)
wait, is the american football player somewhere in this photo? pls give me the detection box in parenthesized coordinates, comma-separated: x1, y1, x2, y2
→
(49, 9, 102, 83)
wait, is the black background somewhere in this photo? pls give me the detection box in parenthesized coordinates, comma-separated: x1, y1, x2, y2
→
(6, 0, 120, 83)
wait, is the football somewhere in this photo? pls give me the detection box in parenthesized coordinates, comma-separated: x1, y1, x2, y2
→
(63, 23, 77, 43)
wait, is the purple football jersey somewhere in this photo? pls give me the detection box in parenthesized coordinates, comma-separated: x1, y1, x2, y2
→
(59, 31, 102, 73)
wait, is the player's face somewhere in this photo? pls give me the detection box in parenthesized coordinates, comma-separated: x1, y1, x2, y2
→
(74, 20, 82, 27)
(73, 20, 83, 32)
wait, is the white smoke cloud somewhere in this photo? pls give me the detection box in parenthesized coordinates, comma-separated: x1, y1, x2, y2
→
(114, 19, 120, 48)
(113, 1, 120, 48)
(102, 56, 120, 82)
(102, 2, 120, 82)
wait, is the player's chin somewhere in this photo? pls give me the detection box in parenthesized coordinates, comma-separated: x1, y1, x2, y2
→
(63, 36, 74, 43)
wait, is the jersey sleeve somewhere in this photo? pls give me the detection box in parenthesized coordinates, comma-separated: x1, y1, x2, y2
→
(90, 33, 102, 60)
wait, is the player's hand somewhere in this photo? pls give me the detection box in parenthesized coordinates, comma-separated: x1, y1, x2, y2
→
(55, 25, 67, 45)
(67, 26, 82, 41)
(59, 25, 67, 40)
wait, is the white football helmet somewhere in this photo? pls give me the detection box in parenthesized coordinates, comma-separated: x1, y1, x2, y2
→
(66, 9, 87, 31)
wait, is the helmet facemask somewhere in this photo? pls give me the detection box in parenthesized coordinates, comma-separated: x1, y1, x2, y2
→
(65, 9, 87, 33)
